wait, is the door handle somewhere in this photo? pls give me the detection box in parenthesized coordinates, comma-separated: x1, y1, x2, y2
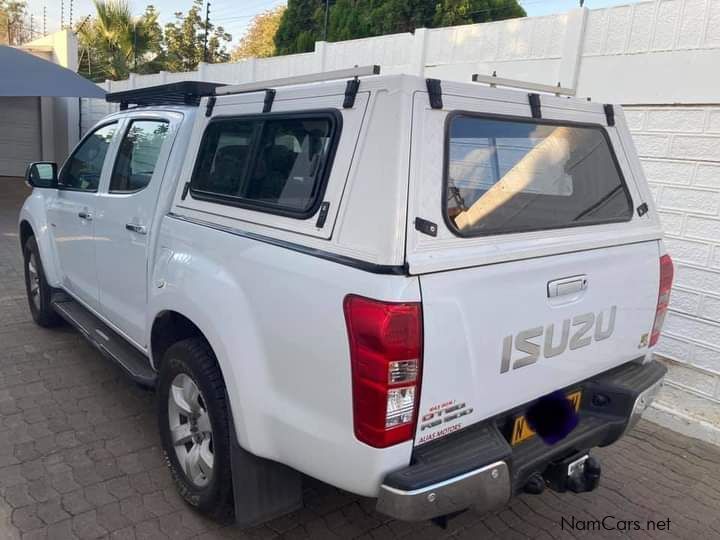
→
(547, 275, 588, 298)
(78, 211, 92, 221)
(125, 223, 147, 235)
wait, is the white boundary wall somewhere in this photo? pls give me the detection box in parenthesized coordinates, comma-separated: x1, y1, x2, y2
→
(80, 0, 720, 441)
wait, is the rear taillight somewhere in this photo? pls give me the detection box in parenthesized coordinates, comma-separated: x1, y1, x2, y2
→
(343, 295, 423, 448)
(650, 254, 674, 347)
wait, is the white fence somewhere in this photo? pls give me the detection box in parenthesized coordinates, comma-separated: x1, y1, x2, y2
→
(80, 0, 720, 442)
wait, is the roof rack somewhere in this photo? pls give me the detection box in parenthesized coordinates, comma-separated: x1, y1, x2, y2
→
(105, 66, 381, 114)
(215, 65, 381, 96)
(471, 73, 575, 97)
(106, 81, 227, 110)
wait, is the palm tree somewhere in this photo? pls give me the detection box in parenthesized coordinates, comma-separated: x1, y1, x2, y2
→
(78, 0, 162, 81)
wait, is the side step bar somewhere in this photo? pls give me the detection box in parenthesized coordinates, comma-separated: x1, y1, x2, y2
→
(51, 295, 157, 388)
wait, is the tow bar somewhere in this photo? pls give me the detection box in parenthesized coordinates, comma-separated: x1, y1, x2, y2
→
(524, 453, 602, 495)
(545, 453, 601, 493)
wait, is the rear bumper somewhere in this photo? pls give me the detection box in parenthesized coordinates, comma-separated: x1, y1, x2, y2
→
(376, 358, 666, 521)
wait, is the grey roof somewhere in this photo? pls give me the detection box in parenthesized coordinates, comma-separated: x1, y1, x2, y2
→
(0, 45, 105, 98)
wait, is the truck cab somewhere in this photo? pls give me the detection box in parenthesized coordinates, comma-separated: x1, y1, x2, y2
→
(18, 68, 672, 527)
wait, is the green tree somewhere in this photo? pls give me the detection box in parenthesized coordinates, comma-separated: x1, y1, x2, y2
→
(0, 0, 30, 45)
(164, 0, 231, 72)
(432, 0, 525, 27)
(275, 0, 525, 55)
(77, 1, 164, 81)
(231, 6, 286, 61)
(274, 0, 322, 54)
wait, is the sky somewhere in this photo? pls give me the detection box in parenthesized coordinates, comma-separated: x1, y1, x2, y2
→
(25, 0, 635, 47)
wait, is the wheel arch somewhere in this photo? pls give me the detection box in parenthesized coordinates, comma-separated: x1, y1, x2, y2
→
(19, 219, 34, 249)
(150, 310, 208, 371)
(150, 309, 243, 411)
(18, 199, 63, 287)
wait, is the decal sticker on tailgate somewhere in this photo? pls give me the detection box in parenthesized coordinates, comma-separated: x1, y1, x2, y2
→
(417, 400, 473, 445)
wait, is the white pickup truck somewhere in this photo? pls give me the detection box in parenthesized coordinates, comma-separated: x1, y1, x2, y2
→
(19, 67, 672, 527)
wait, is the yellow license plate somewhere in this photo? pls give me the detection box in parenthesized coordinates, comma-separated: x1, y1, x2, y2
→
(511, 390, 582, 446)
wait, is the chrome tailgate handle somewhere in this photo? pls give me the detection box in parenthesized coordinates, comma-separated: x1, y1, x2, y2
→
(125, 223, 147, 235)
(548, 275, 588, 298)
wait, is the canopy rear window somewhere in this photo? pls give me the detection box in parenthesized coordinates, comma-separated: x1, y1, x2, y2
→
(444, 114, 634, 237)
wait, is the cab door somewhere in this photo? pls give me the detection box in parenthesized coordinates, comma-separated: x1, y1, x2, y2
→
(94, 113, 179, 346)
(47, 122, 120, 311)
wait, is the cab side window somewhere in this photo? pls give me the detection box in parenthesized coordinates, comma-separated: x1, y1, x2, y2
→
(190, 112, 339, 218)
(59, 123, 117, 191)
(110, 120, 170, 193)
(191, 120, 255, 198)
(245, 118, 333, 213)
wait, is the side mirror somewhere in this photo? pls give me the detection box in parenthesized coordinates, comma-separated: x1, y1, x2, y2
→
(25, 162, 58, 189)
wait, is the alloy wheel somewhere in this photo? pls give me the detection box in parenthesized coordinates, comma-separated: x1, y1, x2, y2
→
(167, 373, 214, 488)
(27, 253, 41, 310)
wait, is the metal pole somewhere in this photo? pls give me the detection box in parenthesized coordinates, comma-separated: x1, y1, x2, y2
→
(61, 0, 64, 29)
(323, 0, 329, 41)
(203, 2, 211, 63)
(69, 0, 73, 28)
(43, 6, 46, 36)
(30, 14, 33, 38)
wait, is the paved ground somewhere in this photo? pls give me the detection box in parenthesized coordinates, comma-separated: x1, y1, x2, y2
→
(1, 178, 720, 539)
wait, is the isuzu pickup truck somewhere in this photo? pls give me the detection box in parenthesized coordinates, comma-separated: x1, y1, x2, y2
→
(18, 67, 672, 526)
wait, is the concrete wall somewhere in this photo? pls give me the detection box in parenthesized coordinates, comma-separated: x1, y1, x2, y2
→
(79, 0, 720, 442)
(578, 0, 720, 103)
(626, 105, 720, 441)
(22, 30, 80, 163)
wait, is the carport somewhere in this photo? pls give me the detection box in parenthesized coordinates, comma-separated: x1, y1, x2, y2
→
(0, 44, 105, 178)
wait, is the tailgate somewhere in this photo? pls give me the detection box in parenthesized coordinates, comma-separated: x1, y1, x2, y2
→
(415, 241, 660, 445)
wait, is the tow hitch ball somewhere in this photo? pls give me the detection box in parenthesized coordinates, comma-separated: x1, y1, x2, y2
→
(525, 454, 601, 494)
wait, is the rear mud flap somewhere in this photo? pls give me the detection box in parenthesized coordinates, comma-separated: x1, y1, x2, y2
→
(227, 397, 303, 527)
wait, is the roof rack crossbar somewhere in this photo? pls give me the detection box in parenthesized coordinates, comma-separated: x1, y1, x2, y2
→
(471, 73, 575, 97)
(215, 65, 381, 96)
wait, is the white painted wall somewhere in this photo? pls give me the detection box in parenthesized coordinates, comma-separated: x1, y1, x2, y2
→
(79, 0, 720, 441)
(22, 30, 80, 164)
(626, 105, 720, 434)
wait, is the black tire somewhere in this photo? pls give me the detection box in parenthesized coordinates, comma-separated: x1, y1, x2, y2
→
(23, 236, 62, 328)
(157, 337, 234, 523)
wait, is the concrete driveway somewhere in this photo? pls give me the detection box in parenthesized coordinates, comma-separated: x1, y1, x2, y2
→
(1, 178, 719, 539)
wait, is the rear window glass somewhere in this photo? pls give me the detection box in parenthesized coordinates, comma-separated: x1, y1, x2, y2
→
(444, 115, 633, 236)
(190, 112, 339, 217)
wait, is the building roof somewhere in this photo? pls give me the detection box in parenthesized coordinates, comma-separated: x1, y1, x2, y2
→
(0, 45, 105, 98)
